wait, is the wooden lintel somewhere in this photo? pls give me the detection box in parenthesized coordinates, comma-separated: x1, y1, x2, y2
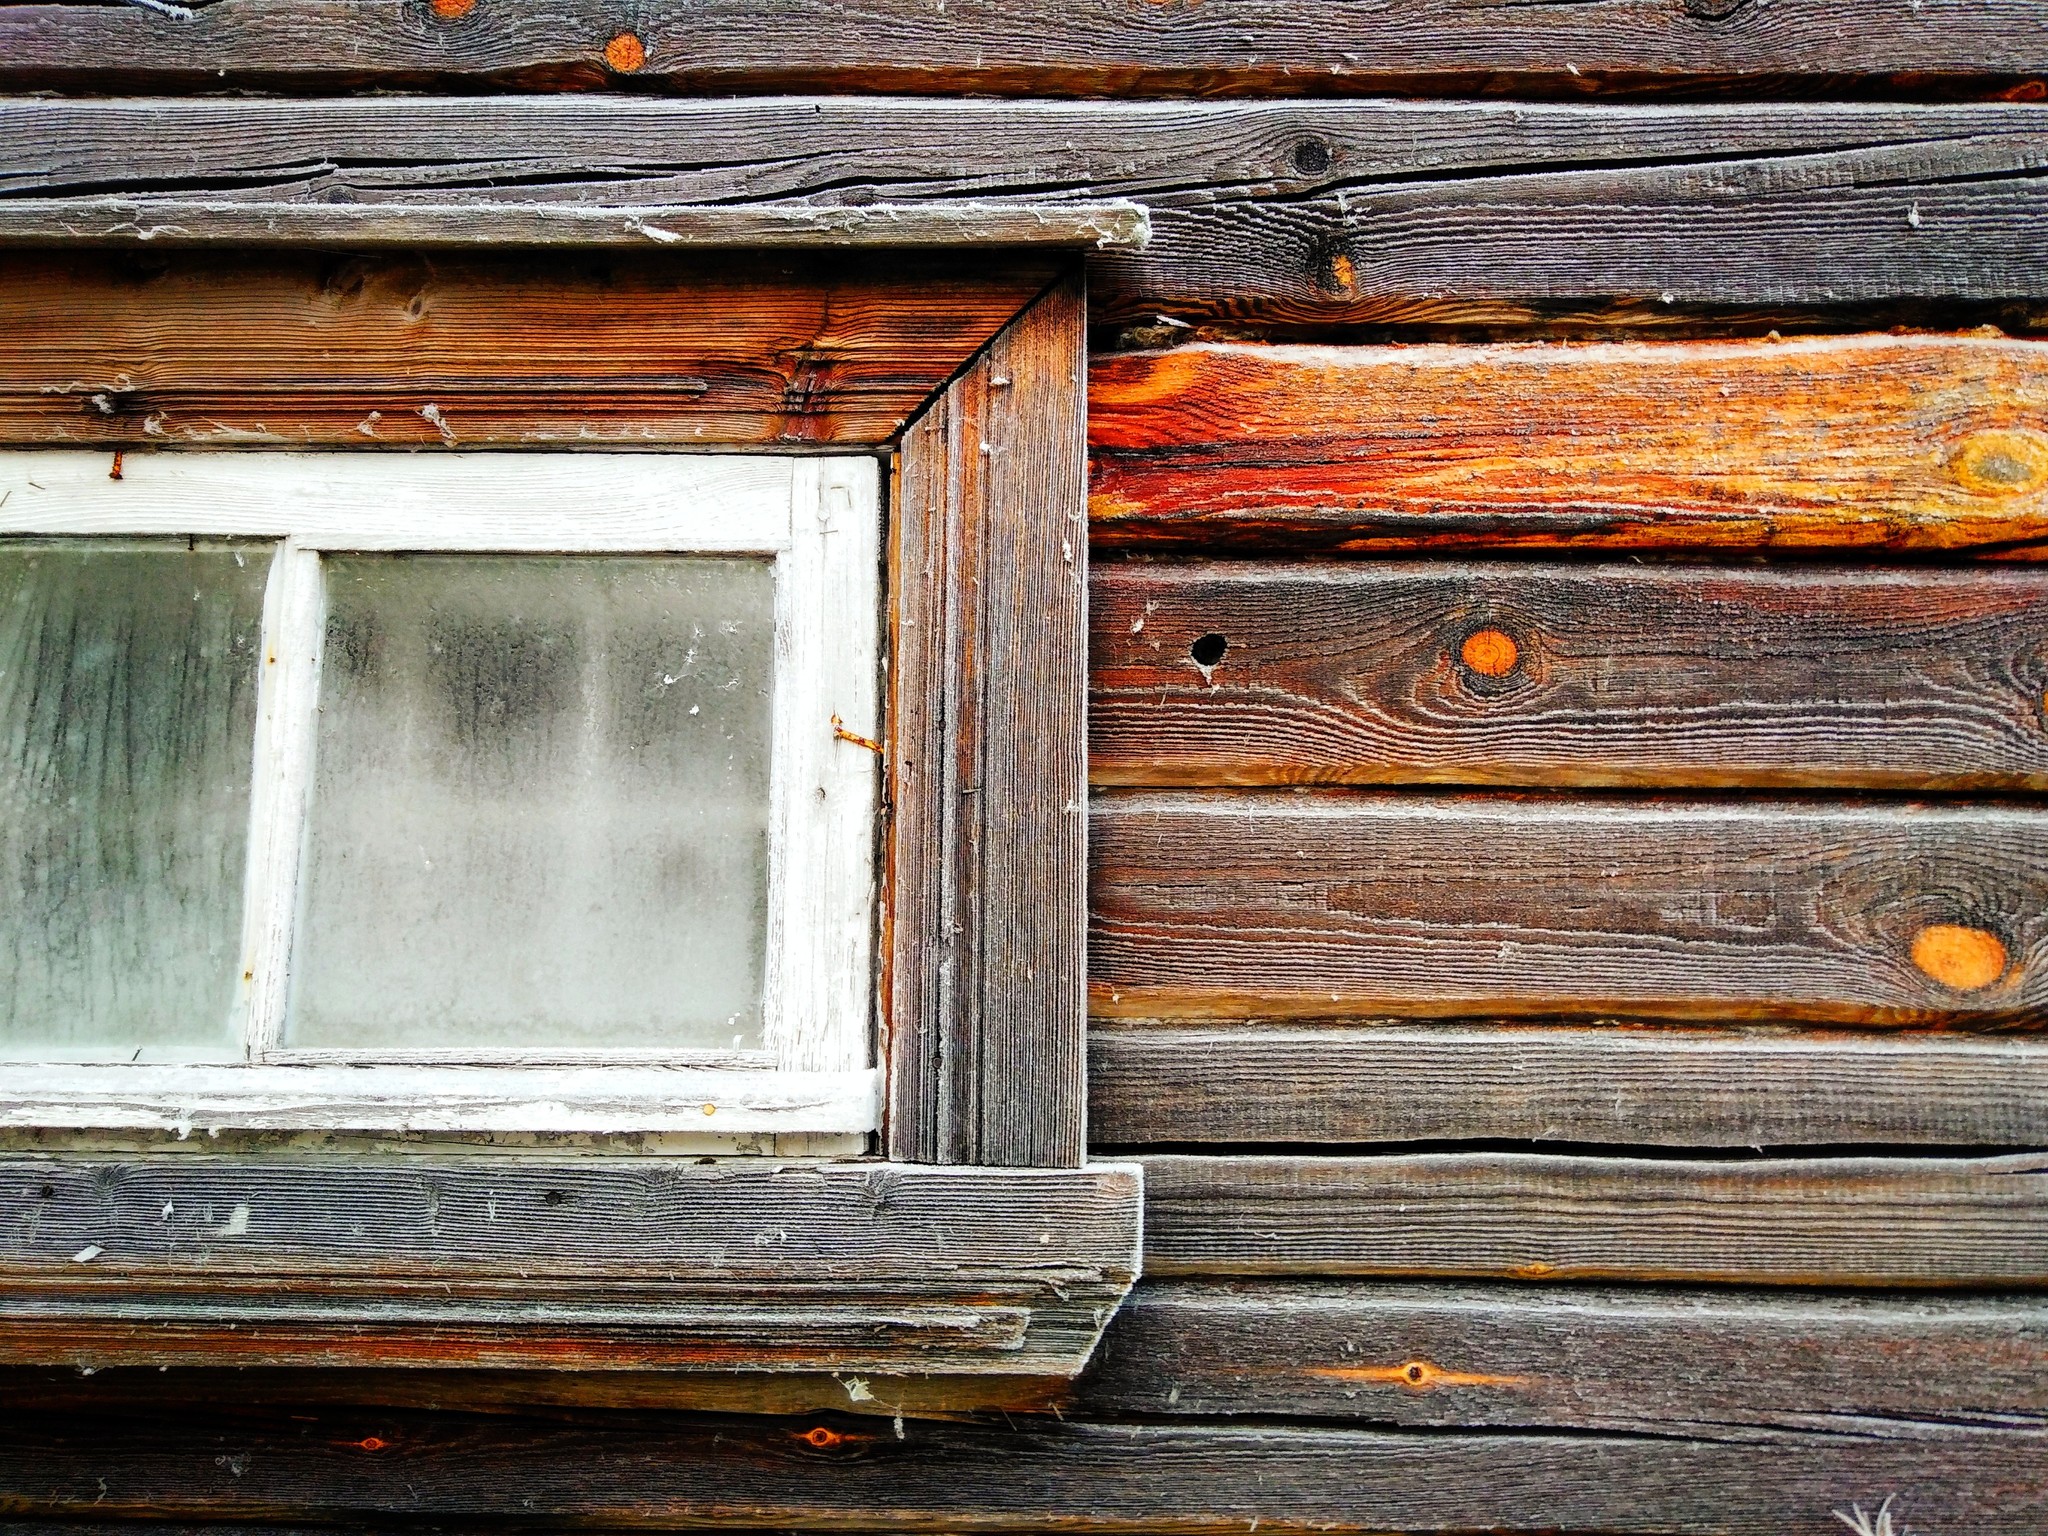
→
(0, 248, 1058, 448)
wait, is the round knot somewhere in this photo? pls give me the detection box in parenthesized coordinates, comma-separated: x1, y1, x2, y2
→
(1460, 628, 1519, 678)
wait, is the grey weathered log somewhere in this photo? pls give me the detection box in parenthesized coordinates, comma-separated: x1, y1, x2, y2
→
(1090, 1023, 2048, 1148)
(1090, 562, 2048, 788)
(0, 1400, 2041, 1534)
(0, 198, 1149, 251)
(0, 0, 2044, 93)
(4, 99, 2048, 319)
(1078, 1279, 2048, 1433)
(887, 272, 1090, 1167)
(1140, 1151, 2048, 1286)
(0, 1157, 1141, 1375)
(1091, 790, 2048, 1025)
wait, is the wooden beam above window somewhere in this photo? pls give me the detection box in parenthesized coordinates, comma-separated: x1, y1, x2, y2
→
(0, 248, 1062, 448)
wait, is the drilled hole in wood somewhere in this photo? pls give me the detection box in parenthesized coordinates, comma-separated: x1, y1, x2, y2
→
(1189, 633, 1229, 668)
(542, 1189, 570, 1206)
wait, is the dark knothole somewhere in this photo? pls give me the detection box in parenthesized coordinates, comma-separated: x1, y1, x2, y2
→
(1190, 633, 1229, 668)
(1291, 139, 1331, 175)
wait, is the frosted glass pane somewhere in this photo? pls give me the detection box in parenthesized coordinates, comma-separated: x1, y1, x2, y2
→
(288, 555, 775, 1052)
(0, 541, 269, 1054)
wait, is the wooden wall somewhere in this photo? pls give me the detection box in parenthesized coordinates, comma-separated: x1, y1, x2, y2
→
(5, 28, 2048, 1536)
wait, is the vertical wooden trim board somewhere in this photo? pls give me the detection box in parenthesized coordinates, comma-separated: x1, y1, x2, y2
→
(887, 270, 1089, 1167)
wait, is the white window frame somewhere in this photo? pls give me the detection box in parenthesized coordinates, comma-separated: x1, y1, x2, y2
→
(0, 450, 882, 1137)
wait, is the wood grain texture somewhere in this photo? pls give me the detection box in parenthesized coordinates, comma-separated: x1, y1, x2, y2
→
(1079, 1279, 2048, 1432)
(0, 1157, 1141, 1374)
(0, 1362, 1074, 1419)
(1140, 1151, 2048, 1285)
(1093, 561, 2048, 788)
(0, 0, 2044, 96)
(0, 199, 1147, 251)
(1089, 1023, 2048, 1148)
(0, 1400, 2041, 1535)
(1090, 335, 2048, 552)
(1091, 791, 2048, 1024)
(886, 271, 1089, 1167)
(0, 249, 1054, 448)
(6, 99, 2048, 325)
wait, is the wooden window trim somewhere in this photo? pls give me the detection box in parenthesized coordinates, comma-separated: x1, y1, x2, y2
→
(0, 206, 1145, 1383)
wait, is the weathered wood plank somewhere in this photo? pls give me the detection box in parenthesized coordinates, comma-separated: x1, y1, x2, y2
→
(1092, 561, 2048, 788)
(1141, 1151, 2048, 1285)
(0, 249, 1054, 448)
(0, 0, 2044, 96)
(1091, 791, 2048, 1024)
(1089, 1023, 2048, 1148)
(0, 1401, 2040, 1534)
(885, 271, 1089, 1167)
(0, 199, 1147, 251)
(6, 99, 2048, 323)
(14, 1278, 2048, 1431)
(1079, 1280, 2048, 1432)
(1089, 336, 2048, 553)
(0, 1158, 1141, 1374)
(0, 1362, 1072, 1419)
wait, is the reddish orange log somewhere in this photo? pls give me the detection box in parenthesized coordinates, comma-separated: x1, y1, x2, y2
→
(1088, 334, 2048, 555)
(0, 249, 1053, 449)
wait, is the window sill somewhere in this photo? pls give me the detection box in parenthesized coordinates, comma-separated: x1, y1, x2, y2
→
(0, 1155, 1142, 1380)
(0, 1064, 881, 1137)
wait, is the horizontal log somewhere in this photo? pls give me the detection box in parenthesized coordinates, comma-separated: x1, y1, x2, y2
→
(5, 99, 2048, 323)
(0, 248, 1054, 448)
(0, 0, 2043, 95)
(1089, 336, 2048, 552)
(1091, 791, 2048, 1024)
(1092, 561, 2048, 787)
(0, 199, 1147, 251)
(12, 1278, 2046, 1432)
(1089, 1024, 2048, 1147)
(1140, 1151, 2048, 1285)
(0, 1362, 1071, 1420)
(0, 1401, 2040, 1534)
(0, 1158, 1141, 1375)
(1079, 1280, 2048, 1432)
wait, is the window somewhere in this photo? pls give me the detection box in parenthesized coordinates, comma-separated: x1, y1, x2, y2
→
(0, 242, 1138, 1386)
(0, 450, 882, 1138)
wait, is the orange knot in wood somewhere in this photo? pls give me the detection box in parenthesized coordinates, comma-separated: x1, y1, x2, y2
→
(428, 0, 474, 18)
(1950, 428, 2048, 497)
(604, 31, 647, 71)
(800, 1425, 846, 1449)
(1399, 1360, 1439, 1389)
(1459, 628, 1520, 678)
(1911, 924, 2009, 992)
(346, 1436, 389, 1452)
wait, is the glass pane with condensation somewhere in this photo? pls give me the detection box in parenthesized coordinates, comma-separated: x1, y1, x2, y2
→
(288, 555, 775, 1052)
(0, 540, 270, 1055)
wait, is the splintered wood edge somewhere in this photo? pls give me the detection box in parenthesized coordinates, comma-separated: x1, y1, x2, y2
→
(0, 199, 1152, 250)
